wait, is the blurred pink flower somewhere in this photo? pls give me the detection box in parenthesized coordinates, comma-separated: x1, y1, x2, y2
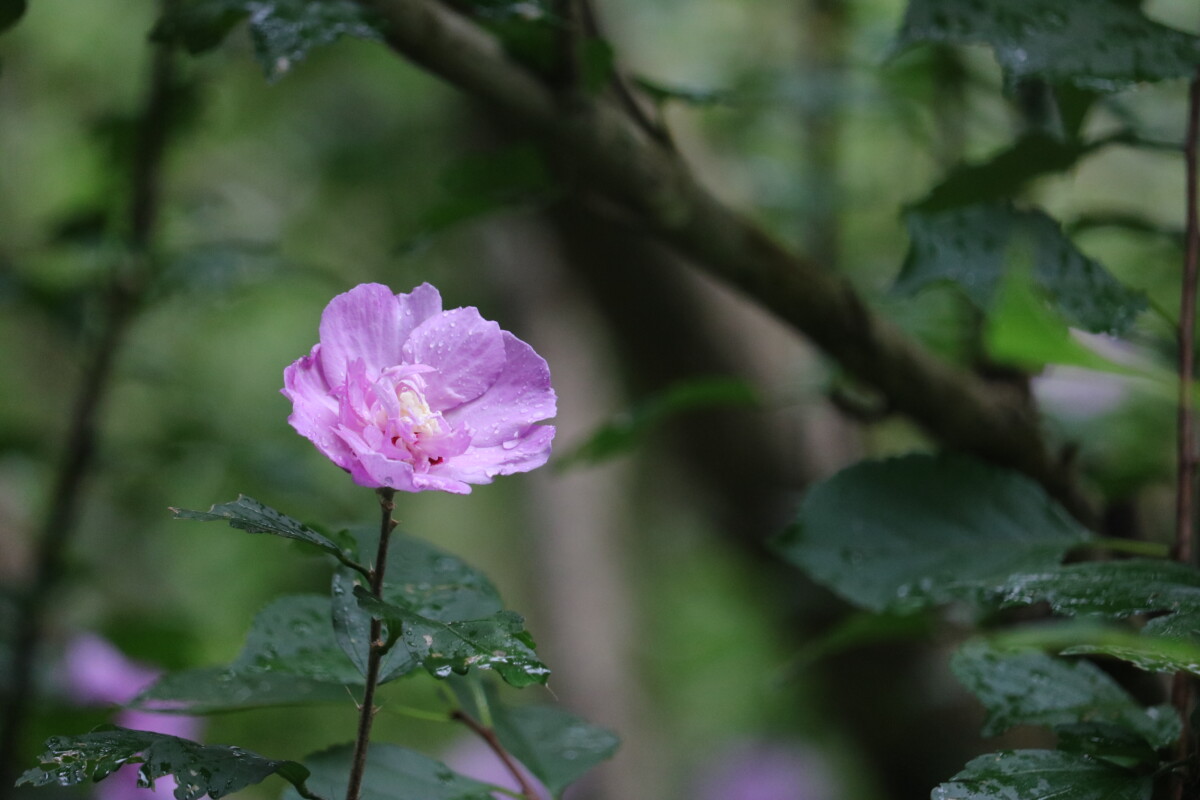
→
(60, 634, 203, 800)
(283, 283, 556, 493)
(442, 736, 551, 800)
(61, 634, 159, 707)
(692, 740, 837, 800)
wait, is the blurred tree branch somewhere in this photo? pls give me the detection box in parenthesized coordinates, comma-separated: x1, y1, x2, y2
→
(0, 23, 179, 796)
(358, 0, 1093, 521)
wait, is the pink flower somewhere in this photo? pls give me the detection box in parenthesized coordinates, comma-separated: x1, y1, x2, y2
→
(282, 283, 556, 493)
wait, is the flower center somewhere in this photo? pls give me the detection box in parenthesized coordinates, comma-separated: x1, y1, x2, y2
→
(335, 359, 470, 472)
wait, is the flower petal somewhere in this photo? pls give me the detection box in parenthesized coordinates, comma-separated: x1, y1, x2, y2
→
(446, 332, 556, 447)
(436, 426, 555, 484)
(343, 446, 419, 491)
(283, 345, 357, 469)
(318, 283, 442, 383)
(402, 307, 506, 410)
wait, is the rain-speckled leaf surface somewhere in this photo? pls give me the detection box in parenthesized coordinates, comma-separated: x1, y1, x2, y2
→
(995, 560, 1200, 618)
(774, 454, 1092, 612)
(895, 0, 1200, 90)
(17, 726, 311, 800)
(492, 705, 619, 796)
(284, 743, 495, 800)
(951, 642, 1179, 749)
(171, 496, 364, 574)
(153, 0, 382, 80)
(132, 595, 360, 713)
(356, 589, 549, 687)
(931, 749, 1151, 800)
(895, 203, 1145, 335)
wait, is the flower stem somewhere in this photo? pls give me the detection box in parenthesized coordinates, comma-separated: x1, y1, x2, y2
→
(451, 709, 539, 800)
(344, 488, 398, 800)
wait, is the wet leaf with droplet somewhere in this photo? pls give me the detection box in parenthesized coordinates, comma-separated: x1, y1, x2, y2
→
(356, 588, 549, 688)
(17, 726, 311, 800)
(171, 496, 363, 574)
(895, 0, 1200, 90)
(951, 641, 1179, 751)
(932, 749, 1151, 800)
(894, 203, 1145, 336)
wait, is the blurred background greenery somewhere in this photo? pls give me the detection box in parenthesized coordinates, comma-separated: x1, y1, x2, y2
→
(1, 0, 1197, 798)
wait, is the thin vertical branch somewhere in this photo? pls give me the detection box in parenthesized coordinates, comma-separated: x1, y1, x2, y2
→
(450, 709, 539, 800)
(1177, 70, 1200, 568)
(0, 27, 177, 796)
(344, 488, 398, 800)
(1169, 67, 1200, 800)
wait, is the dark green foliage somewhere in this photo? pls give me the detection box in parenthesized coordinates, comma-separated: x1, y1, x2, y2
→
(995, 560, 1200, 619)
(331, 569, 415, 682)
(990, 621, 1200, 679)
(172, 496, 367, 577)
(0, 0, 25, 34)
(132, 595, 362, 713)
(895, 203, 1146, 335)
(153, 0, 382, 80)
(356, 588, 549, 687)
(930, 750, 1152, 800)
(491, 705, 620, 796)
(950, 642, 1178, 749)
(774, 454, 1092, 612)
(17, 726, 312, 800)
(912, 133, 1098, 213)
(895, 0, 1200, 90)
(287, 743, 496, 800)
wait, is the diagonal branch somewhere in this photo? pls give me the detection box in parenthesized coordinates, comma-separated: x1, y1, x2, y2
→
(356, 0, 1091, 522)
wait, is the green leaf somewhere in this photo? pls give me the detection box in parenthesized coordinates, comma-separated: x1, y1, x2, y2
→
(558, 377, 758, 469)
(171, 496, 367, 577)
(152, 0, 250, 54)
(356, 588, 549, 688)
(913, 133, 1098, 213)
(132, 595, 361, 713)
(153, 0, 382, 80)
(951, 641, 1178, 750)
(0, 0, 27, 35)
(244, 0, 383, 80)
(580, 37, 615, 95)
(285, 743, 495, 800)
(995, 560, 1200, 618)
(491, 705, 619, 796)
(990, 620, 1200, 679)
(774, 453, 1092, 612)
(17, 726, 312, 800)
(895, 0, 1200, 91)
(331, 568, 416, 682)
(1054, 723, 1160, 763)
(130, 666, 352, 713)
(894, 203, 1146, 335)
(931, 750, 1151, 800)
